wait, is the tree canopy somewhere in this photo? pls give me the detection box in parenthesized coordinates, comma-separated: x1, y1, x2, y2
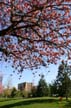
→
(0, 0, 71, 72)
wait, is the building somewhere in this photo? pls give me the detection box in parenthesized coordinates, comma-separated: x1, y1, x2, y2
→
(18, 82, 33, 93)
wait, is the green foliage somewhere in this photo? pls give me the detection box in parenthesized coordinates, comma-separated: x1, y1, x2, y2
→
(15, 90, 22, 97)
(3, 87, 23, 98)
(49, 82, 58, 97)
(36, 75, 49, 97)
(51, 61, 71, 100)
(10, 87, 17, 98)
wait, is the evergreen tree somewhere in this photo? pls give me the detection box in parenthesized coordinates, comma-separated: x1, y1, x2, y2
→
(49, 82, 58, 97)
(55, 61, 71, 100)
(36, 75, 49, 97)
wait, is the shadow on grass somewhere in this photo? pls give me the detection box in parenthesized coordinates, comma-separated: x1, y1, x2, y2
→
(0, 98, 59, 108)
(64, 101, 71, 108)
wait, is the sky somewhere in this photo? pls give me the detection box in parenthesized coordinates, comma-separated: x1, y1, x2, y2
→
(0, 60, 60, 89)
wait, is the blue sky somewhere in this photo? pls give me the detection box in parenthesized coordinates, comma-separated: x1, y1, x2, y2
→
(0, 60, 60, 89)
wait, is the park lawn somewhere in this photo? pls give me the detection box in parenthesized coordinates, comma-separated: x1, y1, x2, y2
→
(0, 97, 71, 108)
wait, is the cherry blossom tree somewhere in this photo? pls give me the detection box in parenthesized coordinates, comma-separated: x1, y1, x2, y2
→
(0, 0, 71, 73)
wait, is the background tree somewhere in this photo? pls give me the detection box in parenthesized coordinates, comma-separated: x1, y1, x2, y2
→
(0, 0, 71, 72)
(55, 61, 71, 100)
(31, 86, 37, 97)
(10, 87, 17, 98)
(3, 88, 12, 98)
(49, 82, 58, 97)
(3, 76, 13, 98)
(36, 75, 49, 97)
(15, 90, 23, 97)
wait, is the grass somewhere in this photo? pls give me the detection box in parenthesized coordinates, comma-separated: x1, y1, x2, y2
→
(0, 97, 71, 108)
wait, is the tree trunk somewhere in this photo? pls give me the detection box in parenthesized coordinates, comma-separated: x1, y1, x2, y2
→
(66, 91, 68, 101)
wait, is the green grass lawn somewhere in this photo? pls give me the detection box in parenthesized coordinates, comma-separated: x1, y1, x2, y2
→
(0, 97, 71, 108)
